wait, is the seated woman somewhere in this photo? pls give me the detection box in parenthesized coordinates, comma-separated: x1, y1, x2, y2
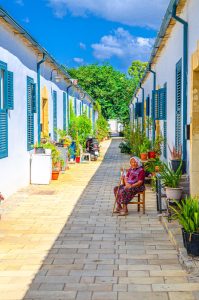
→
(113, 156, 145, 216)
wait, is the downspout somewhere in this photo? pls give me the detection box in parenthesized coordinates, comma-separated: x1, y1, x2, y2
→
(172, 3, 188, 161)
(37, 53, 46, 143)
(140, 84, 145, 133)
(149, 63, 156, 143)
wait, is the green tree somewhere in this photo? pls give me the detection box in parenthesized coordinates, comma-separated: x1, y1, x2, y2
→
(128, 60, 148, 92)
(64, 64, 133, 124)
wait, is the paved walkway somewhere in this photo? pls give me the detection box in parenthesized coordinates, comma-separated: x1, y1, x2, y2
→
(0, 139, 198, 300)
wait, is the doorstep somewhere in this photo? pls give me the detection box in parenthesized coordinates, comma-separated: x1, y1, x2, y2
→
(160, 213, 199, 275)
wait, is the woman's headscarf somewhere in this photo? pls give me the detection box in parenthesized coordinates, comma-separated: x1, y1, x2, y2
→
(130, 156, 142, 168)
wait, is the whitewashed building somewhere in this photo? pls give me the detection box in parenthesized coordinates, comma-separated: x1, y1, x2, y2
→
(130, 0, 199, 195)
(0, 6, 96, 197)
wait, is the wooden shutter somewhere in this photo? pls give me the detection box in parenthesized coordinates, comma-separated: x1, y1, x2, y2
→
(152, 90, 159, 120)
(7, 71, 14, 110)
(175, 59, 182, 150)
(27, 77, 34, 151)
(63, 92, 66, 130)
(0, 110, 8, 158)
(53, 90, 57, 141)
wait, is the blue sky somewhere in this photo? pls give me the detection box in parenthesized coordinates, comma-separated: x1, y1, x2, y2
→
(0, 0, 170, 73)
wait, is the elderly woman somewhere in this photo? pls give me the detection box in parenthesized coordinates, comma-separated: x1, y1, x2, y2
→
(114, 156, 145, 216)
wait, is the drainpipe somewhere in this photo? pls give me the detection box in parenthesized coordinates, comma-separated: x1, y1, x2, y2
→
(148, 63, 156, 143)
(140, 84, 145, 133)
(172, 3, 188, 161)
(66, 83, 72, 128)
(37, 53, 46, 143)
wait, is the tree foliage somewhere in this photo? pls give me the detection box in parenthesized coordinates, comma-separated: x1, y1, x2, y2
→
(128, 60, 148, 92)
(65, 64, 133, 123)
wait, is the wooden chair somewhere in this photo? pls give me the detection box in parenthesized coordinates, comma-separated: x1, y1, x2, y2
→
(128, 191, 145, 214)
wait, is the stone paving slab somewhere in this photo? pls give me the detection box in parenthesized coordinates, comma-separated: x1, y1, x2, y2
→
(0, 139, 198, 299)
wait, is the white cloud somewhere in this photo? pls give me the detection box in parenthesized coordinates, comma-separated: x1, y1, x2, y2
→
(79, 42, 86, 50)
(91, 27, 154, 65)
(46, 0, 169, 29)
(73, 57, 84, 64)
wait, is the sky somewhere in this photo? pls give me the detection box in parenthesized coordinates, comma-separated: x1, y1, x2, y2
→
(0, 0, 170, 73)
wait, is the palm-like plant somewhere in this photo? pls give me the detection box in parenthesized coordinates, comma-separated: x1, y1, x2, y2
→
(161, 161, 182, 188)
(170, 197, 199, 233)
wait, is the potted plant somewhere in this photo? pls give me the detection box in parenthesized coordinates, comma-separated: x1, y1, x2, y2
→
(139, 138, 150, 161)
(170, 196, 199, 256)
(34, 142, 45, 154)
(145, 158, 163, 176)
(51, 146, 61, 180)
(56, 129, 72, 148)
(161, 161, 183, 200)
(75, 142, 81, 163)
(153, 135, 164, 157)
(168, 144, 186, 174)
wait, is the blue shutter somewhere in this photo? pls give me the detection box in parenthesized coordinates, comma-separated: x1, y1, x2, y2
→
(0, 61, 8, 110)
(175, 59, 182, 151)
(158, 87, 166, 120)
(63, 92, 66, 130)
(31, 83, 36, 113)
(27, 77, 34, 151)
(146, 96, 150, 116)
(163, 83, 167, 158)
(7, 71, 14, 110)
(0, 110, 8, 158)
(135, 102, 142, 118)
(74, 97, 77, 115)
(153, 90, 159, 120)
(53, 90, 57, 141)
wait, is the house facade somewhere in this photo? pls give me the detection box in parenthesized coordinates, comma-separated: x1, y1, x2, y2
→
(130, 0, 199, 196)
(0, 7, 97, 197)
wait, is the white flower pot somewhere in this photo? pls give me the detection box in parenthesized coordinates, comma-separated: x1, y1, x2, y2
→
(165, 187, 183, 200)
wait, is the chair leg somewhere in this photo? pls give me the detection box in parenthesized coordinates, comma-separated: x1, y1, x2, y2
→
(137, 194, 140, 212)
(143, 193, 145, 214)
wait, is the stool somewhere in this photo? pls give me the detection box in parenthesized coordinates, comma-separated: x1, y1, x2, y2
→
(128, 191, 145, 214)
(81, 152, 91, 163)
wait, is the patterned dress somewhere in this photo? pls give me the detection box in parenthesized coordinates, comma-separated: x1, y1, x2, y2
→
(114, 167, 145, 205)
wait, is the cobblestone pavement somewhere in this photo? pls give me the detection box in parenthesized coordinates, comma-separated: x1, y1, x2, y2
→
(0, 139, 199, 300)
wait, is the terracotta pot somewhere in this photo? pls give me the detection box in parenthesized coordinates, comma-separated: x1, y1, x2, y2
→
(140, 153, 148, 161)
(148, 151, 156, 159)
(75, 156, 81, 163)
(51, 170, 59, 180)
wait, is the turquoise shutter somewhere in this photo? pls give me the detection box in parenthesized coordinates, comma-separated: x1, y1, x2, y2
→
(53, 90, 57, 141)
(0, 110, 8, 158)
(63, 92, 66, 130)
(158, 87, 166, 120)
(31, 83, 36, 113)
(153, 90, 159, 120)
(175, 59, 182, 150)
(74, 97, 77, 115)
(27, 77, 34, 150)
(163, 83, 167, 158)
(7, 71, 14, 110)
